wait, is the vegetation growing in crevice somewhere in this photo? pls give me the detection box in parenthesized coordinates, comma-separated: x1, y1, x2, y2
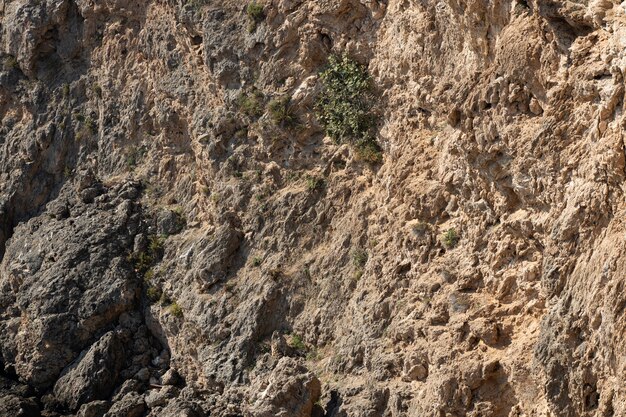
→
(91, 83, 102, 98)
(125, 146, 144, 170)
(441, 228, 459, 249)
(169, 302, 183, 317)
(305, 175, 325, 191)
(146, 285, 162, 302)
(129, 234, 166, 275)
(246, 2, 265, 32)
(288, 334, 307, 352)
(3, 55, 18, 70)
(316, 54, 382, 163)
(268, 96, 297, 127)
(352, 248, 368, 268)
(237, 89, 265, 118)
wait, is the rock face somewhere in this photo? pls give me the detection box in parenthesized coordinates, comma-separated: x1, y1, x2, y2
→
(0, 179, 141, 391)
(1, 0, 626, 416)
(53, 331, 125, 410)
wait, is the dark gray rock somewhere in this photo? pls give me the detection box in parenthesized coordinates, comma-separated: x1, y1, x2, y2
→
(156, 209, 185, 236)
(0, 393, 40, 417)
(76, 400, 111, 417)
(53, 331, 125, 410)
(247, 357, 321, 417)
(145, 385, 180, 408)
(160, 368, 180, 386)
(104, 392, 146, 417)
(0, 182, 142, 391)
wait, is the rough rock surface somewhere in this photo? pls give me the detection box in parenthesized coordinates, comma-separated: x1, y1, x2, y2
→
(1, 0, 626, 416)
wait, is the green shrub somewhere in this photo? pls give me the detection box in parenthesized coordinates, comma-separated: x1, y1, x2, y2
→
(316, 54, 381, 163)
(62, 83, 70, 98)
(144, 268, 155, 282)
(149, 235, 166, 256)
(172, 206, 187, 227)
(352, 248, 368, 268)
(288, 334, 306, 351)
(355, 140, 382, 164)
(237, 89, 264, 118)
(84, 116, 97, 134)
(92, 84, 102, 98)
(441, 228, 459, 249)
(305, 175, 325, 191)
(128, 234, 166, 274)
(252, 256, 263, 267)
(125, 146, 146, 170)
(169, 302, 183, 317)
(146, 286, 162, 302)
(2, 55, 18, 70)
(246, 2, 264, 23)
(268, 97, 296, 127)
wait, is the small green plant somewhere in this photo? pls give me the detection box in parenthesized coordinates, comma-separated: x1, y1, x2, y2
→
(288, 334, 306, 352)
(252, 256, 263, 267)
(148, 235, 166, 256)
(84, 116, 97, 134)
(305, 175, 325, 191)
(441, 228, 459, 249)
(125, 146, 146, 170)
(316, 54, 381, 163)
(2, 55, 18, 70)
(237, 89, 264, 118)
(73, 114, 97, 142)
(171, 207, 187, 230)
(92, 84, 102, 98)
(169, 302, 183, 317)
(146, 286, 162, 302)
(144, 268, 155, 282)
(128, 234, 166, 275)
(352, 248, 368, 268)
(306, 348, 321, 361)
(63, 166, 72, 179)
(62, 83, 70, 98)
(246, 2, 265, 31)
(268, 97, 296, 127)
(355, 140, 382, 164)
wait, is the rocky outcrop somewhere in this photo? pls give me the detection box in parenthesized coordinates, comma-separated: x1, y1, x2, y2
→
(0, 178, 142, 390)
(53, 331, 126, 410)
(247, 357, 322, 417)
(1, 0, 626, 415)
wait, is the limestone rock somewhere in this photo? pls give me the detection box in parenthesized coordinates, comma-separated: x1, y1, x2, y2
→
(53, 331, 125, 410)
(247, 357, 321, 417)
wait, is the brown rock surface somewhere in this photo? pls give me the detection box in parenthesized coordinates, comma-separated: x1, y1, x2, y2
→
(1, 0, 626, 416)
